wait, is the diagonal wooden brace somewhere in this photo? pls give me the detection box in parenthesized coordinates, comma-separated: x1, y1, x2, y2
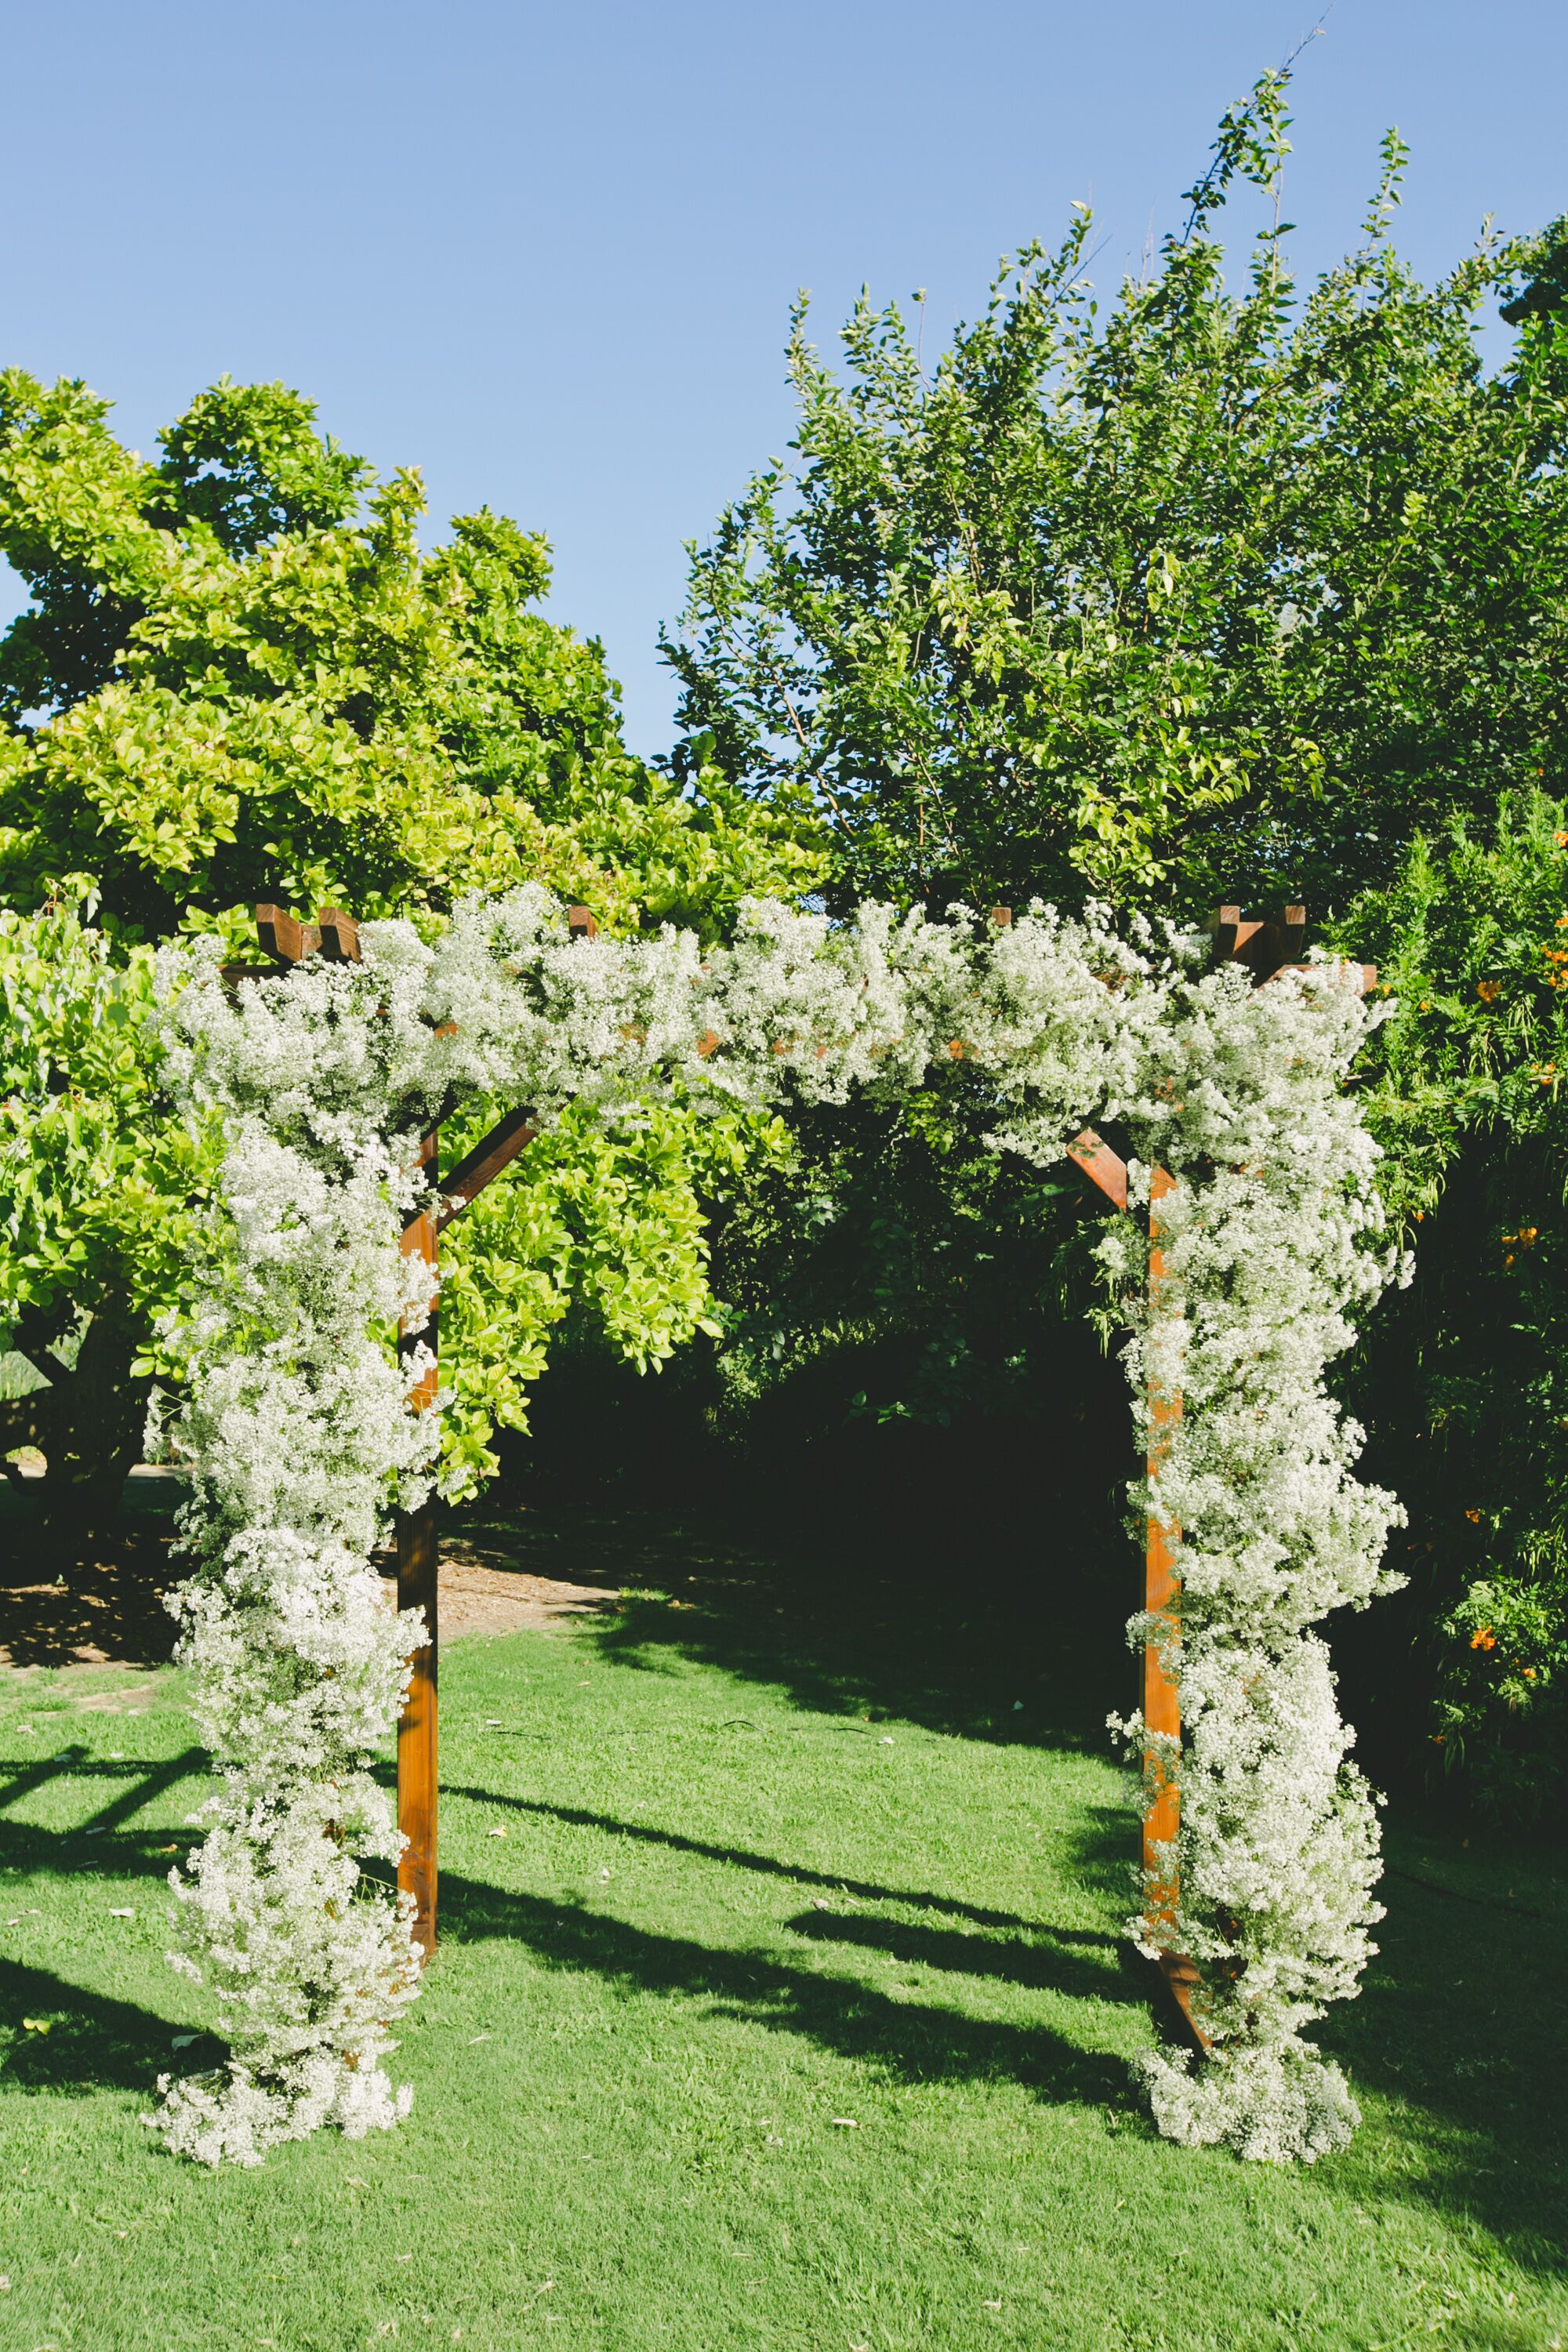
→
(435, 1108, 539, 1230)
(1066, 1127, 1130, 1210)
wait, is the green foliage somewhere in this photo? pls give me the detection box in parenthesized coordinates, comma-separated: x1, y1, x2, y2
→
(0, 376, 822, 1498)
(1436, 1563, 1568, 1823)
(0, 886, 218, 1349)
(1334, 793, 1568, 1817)
(0, 371, 824, 942)
(1339, 793, 1568, 1200)
(705, 1081, 1091, 1439)
(438, 1099, 785, 1495)
(668, 73, 1568, 920)
(0, 886, 223, 1511)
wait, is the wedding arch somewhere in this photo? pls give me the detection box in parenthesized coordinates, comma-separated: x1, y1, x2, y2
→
(148, 885, 1403, 2170)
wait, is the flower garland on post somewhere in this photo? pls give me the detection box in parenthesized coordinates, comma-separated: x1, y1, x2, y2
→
(151, 889, 1402, 2167)
(982, 936, 1408, 2161)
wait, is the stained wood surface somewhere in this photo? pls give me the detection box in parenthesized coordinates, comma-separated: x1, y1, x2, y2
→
(253, 904, 319, 964)
(1066, 1127, 1130, 1211)
(317, 906, 362, 963)
(397, 1127, 441, 1956)
(1143, 1169, 1182, 1915)
(1143, 1167, 1208, 2047)
(435, 1107, 539, 1230)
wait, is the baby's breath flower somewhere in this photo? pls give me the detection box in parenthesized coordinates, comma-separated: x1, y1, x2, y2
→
(154, 890, 1400, 2166)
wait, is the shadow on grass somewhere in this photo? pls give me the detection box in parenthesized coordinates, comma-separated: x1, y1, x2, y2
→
(0, 1747, 209, 1878)
(1323, 1860, 1568, 2276)
(0, 1488, 177, 1669)
(452, 1501, 1139, 1756)
(440, 1783, 1121, 1943)
(785, 1907, 1134, 2004)
(0, 1958, 217, 2092)
(0, 1744, 217, 2097)
(440, 1869, 1135, 2110)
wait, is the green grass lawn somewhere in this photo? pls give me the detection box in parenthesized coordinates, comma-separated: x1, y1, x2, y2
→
(0, 1507, 1564, 2352)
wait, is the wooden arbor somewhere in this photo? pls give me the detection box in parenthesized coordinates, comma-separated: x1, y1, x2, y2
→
(1065, 906, 1374, 2042)
(244, 894, 1368, 2018)
(249, 898, 599, 1958)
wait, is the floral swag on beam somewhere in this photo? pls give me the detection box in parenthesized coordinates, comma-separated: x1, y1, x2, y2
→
(151, 887, 1406, 2168)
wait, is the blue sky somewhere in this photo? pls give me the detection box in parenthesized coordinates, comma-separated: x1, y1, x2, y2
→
(2, 0, 1563, 754)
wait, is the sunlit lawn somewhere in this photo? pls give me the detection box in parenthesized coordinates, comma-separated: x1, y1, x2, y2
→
(0, 1508, 1563, 2351)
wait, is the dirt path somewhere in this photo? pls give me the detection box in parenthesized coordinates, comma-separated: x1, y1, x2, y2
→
(381, 1537, 619, 1641)
(0, 1482, 618, 1670)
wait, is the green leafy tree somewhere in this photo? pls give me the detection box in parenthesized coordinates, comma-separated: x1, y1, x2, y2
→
(667, 71, 1568, 920)
(1332, 793, 1568, 1817)
(0, 378, 818, 1514)
(0, 372, 822, 940)
(0, 884, 222, 1527)
(657, 75, 1568, 1832)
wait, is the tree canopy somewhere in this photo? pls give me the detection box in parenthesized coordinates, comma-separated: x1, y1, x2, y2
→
(0, 377, 819, 1517)
(667, 73, 1568, 920)
(0, 373, 822, 941)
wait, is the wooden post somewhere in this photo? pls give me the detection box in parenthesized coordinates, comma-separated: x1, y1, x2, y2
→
(397, 1126, 441, 1958)
(243, 898, 590, 1964)
(1143, 1166, 1181, 1927)
(1143, 1167, 1203, 2034)
(1067, 1131, 1203, 2037)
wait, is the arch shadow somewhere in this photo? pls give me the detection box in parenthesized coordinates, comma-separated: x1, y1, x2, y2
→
(437, 1870, 1137, 2113)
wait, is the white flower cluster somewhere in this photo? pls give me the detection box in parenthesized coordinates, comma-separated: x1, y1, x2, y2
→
(145, 1114, 437, 2165)
(151, 889, 1400, 2167)
(1091, 960, 1407, 2163)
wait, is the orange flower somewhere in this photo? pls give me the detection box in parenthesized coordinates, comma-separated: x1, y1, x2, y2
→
(1470, 1626, 1496, 1650)
(1465, 1508, 1483, 1523)
(1555, 831, 1568, 847)
(1523, 1666, 1538, 1679)
(1477, 979, 1501, 1003)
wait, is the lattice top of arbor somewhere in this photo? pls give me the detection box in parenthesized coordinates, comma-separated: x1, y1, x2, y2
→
(150, 885, 1400, 2171)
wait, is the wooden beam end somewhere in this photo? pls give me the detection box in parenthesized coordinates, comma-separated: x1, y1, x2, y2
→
(255, 904, 319, 964)
(318, 906, 362, 963)
(1066, 1127, 1131, 1211)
